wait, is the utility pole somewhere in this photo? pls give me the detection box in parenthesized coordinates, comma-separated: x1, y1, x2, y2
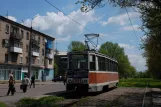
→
(28, 26, 32, 78)
(28, 15, 38, 78)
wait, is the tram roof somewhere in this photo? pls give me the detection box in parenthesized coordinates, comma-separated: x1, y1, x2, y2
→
(68, 51, 118, 63)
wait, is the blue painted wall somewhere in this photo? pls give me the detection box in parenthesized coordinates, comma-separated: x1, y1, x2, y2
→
(46, 39, 53, 49)
(44, 69, 54, 80)
(38, 69, 44, 80)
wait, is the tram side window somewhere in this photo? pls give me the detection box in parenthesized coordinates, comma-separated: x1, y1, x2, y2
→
(98, 56, 106, 71)
(90, 55, 96, 70)
(105, 58, 108, 71)
(113, 62, 115, 71)
(111, 61, 113, 71)
(98, 56, 101, 71)
(110, 61, 112, 71)
(107, 60, 109, 71)
(102, 57, 105, 71)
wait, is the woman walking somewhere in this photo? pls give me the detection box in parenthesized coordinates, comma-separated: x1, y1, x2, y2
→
(21, 75, 30, 93)
(6, 76, 15, 96)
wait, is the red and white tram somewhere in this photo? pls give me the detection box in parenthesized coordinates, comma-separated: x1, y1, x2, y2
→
(66, 51, 119, 92)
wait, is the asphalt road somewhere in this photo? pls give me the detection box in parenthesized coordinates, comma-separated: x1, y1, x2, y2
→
(0, 82, 66, 106)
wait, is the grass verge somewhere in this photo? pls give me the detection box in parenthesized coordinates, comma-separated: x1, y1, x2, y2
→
(0, 101, 8, 107)
(16, 96, 64, 107)
(118, 78, 161, 88)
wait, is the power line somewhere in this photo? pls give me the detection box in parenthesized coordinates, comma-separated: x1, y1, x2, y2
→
(44, 0, 93, 33)
(125, 7, 140, 44)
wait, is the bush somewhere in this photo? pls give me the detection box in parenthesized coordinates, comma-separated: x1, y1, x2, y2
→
(38, 96, 64, 107)
(16, 98, 38, 107)
(0, 101, 8, 107)
(16, 96, 64, 107)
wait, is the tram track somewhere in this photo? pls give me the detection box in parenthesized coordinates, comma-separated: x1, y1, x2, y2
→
(56, 87, 153, 107)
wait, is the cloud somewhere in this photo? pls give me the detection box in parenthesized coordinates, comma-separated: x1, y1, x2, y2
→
(100, 33, 108, 37)
(101, 12, 140, 26)
(128, 54, 147, 71)
(119, 43, 135, 50)
(56, 35, 71, 42)
(120, 25, 141, 31)
(7, 16, 17, 22)
(118, 43, 147, 71)
(23, 10, 97, 37)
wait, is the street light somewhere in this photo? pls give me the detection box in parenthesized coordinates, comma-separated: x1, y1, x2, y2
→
(28, 15, 38, 78)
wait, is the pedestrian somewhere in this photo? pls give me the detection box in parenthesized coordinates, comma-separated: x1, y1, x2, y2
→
(6, 76, 15, 96)
(63, 72, 67, 85)
(30, 75, 35, 88)
(21, 75, 30, 93)
(9, 72, 13, 79)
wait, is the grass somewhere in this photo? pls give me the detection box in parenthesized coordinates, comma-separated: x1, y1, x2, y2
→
(118, 78, 161, 88)
(0, 101, 8, 107)
(16, 96, 64, 107)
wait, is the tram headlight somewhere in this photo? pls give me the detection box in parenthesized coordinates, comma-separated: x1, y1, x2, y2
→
(68, 79, 72, 84)
(83, 80, 88, 84)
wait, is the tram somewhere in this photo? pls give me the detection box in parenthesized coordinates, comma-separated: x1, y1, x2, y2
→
(66, 51, 119, 92)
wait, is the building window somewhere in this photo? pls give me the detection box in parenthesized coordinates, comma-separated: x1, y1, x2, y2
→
(37, 58, 40, 64)
(11, 53, 17, 62)
(49, 59, 52, 65)
(26, 57, 28, 64)
(5, 24, 9, 34)
(20, 56, 23, 64)
(26, 32, 29, 40)
(42, 58, 44, 65)
(0, 70, 4, 80)
(21, 30, 24, 38)
(46, 71, 49, 76)
(42, 49, 44, 56)
(31, 57, 36, 64)
(38, 36, 40, 41)
(26, 45, 29, 52)
(5, 54, 8, 63)
(2, 39, 9, 48)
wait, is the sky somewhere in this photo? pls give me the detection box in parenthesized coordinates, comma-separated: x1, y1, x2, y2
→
(0, 0, 147, 71)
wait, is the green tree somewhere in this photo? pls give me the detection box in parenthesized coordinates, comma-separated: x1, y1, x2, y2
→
(68, 41, 86, 52)
(99, 42, 136, 78)
(54, 62, 59, 77)
(139, 2, 161, 78)
(76, 0, 161, 12)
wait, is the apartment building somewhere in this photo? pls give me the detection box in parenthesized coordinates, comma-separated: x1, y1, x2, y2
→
(0, 16, 55, 81)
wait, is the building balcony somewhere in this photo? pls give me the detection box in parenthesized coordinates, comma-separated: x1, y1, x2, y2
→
(31, 39, 40, 46)
(10, 42, 23, 53)
(46, 53, 53, 59)
(10, 47, 22, 53)
(45, 59, 53, 69)
(10, 32, 23, 40)
(32, 51, 39, 57)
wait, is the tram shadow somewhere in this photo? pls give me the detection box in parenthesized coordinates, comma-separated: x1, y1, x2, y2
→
(44, 87, 116, 99)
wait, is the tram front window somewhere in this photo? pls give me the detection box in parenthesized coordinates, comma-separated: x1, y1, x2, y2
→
(69, 54, 88, 69)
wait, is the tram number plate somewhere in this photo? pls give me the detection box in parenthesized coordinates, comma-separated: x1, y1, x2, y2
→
(72, 79, 83, 84)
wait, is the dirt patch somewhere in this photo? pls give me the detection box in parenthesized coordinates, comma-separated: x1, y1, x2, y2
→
(60, 87, 153, 107)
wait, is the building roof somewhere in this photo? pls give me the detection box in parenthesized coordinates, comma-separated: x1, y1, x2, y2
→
(55, 51, 67, 55)
(0, 16, 55, 40)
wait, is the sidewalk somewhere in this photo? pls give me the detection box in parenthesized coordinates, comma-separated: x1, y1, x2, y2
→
(0, 81, 63, 85)
(152, 88, 161, 106)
